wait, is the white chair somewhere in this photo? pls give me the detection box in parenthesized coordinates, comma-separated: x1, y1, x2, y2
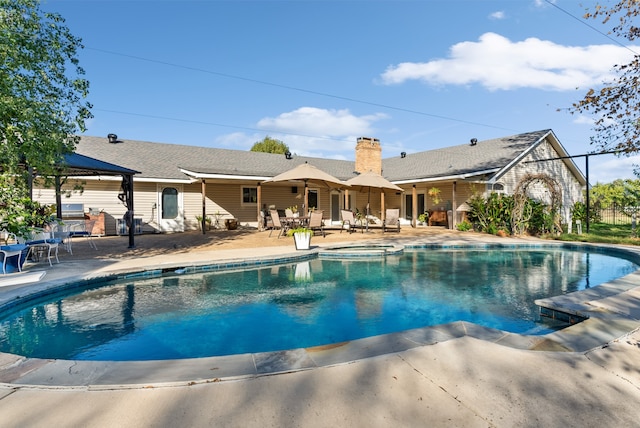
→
(51, 223, 73, 254)
(26, 229, 60, 266)
(1, 230, 18, 245)
(1, 247, 24, 274)
(69, 220, 97, 250)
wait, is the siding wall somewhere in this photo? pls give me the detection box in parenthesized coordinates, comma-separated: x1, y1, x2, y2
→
(33, 179, 162, 235)
(493, 139, 584, 224)
(33, 179, 343, 234)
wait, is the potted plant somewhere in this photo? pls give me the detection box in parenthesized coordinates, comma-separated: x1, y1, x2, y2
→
(287, 226, 313, 250)
(195, 215, 212, 231)
(287, 205, 299, 218)
(417, 212, 429, 225)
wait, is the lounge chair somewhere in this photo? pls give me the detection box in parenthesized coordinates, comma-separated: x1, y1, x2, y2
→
(383, 209, 401, 233)
(269, 209, 288, 238)
(308, 210, 325, 237)
(340, 210, 363, 233)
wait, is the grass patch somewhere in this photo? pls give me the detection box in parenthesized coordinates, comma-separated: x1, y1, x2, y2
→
(547, 222, 640, 246)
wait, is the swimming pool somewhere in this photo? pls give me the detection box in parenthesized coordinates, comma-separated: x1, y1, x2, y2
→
(0, 246, 637, 361)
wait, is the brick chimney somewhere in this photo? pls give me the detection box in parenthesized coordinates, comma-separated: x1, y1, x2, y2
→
(355, 137, 382, 174)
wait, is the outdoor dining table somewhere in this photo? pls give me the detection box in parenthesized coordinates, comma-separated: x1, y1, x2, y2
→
(0, 244, 29, 274)
(283, 216, 309, 228)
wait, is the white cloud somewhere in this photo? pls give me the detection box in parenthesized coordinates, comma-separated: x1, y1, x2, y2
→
(572, 115, 594, 125)
(214, 107, 389, 158)
(489, 11, 506, 20)
(254, 107, 388, 157)
(590, 155, 640, 183)
(257, 107, 387, 136)
(380, 32, 636, 91)
(213, 132, 261, 150)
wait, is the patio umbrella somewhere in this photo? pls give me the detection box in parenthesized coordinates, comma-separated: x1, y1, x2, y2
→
(345, 171, 404, 231)
(262, 162, 349, 211)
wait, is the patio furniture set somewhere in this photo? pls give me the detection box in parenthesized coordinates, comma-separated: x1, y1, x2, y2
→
(267, 209, 326, 238)
(0, 220, 97, 275)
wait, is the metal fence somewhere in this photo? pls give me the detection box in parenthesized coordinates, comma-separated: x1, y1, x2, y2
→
(598, 203, 634, 225)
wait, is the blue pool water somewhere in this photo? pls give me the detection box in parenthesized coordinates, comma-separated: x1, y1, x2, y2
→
(0, 247, 637, 361)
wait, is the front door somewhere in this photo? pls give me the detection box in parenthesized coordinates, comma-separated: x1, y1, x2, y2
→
(158, 185, 184, 232)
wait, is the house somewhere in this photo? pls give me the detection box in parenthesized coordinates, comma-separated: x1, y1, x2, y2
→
(32, 129, 586, 234)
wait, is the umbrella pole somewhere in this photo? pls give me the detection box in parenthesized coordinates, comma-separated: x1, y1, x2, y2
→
(304, 181, 308, 215)
(366, 188, 371, 232)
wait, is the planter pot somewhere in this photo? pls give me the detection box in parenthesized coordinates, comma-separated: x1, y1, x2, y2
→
(293, 232, 312, 250)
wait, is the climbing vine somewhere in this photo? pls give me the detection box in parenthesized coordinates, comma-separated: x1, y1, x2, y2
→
(511, 173, 563, 235)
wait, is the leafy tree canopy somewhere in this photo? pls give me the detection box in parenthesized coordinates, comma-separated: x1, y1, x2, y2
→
(250, 136, 289, 154)
(568, 1, 639, 154)
(0, 0, 92, 193)
(590, 179, 640, 213)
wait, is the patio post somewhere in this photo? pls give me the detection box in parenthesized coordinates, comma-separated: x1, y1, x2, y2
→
(201, 179, 206, 235)
(257, 183, 262, 230)
(412, 185, 417, 228)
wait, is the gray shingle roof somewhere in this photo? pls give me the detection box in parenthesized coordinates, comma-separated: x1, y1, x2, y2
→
(75, 130, 553, 182)
(382, 130, 552, 181)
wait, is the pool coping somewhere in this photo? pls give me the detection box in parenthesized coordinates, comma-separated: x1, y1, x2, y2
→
(1, 240, 640, 389)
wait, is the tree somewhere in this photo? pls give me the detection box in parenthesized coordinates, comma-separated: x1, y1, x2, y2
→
(568, 2, 640, 154)
(590, 179, 627, 209)
(0, 0, 92, 195)
(250, 136, 289, 154)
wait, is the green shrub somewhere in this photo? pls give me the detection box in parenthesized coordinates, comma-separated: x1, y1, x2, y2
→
(286, 227, 313, 237)
(456, 220, 472, 231)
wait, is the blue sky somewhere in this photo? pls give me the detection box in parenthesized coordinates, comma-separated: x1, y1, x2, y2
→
(45, 0, 640, 184)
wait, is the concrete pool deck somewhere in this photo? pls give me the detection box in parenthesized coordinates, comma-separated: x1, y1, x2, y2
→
(1, 228, 640, 427)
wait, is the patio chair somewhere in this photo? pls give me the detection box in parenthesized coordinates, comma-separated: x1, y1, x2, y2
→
(259, 210, 271, 232)
(340, 210, 363, 233)
(51, 223, 73, 254)
(269, 209, 288, 238)
(1, 246, 26, 274)
(69, 220, 97, 250)
(308, 210, 325, 237)
(25, 229, 60, 266)
(383, 208, 401, 233)
(1, 230, 18, 245)
(285, 208, 295, 218)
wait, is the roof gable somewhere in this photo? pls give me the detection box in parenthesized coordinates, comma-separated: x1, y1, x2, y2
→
(381, 130, 552, 182)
